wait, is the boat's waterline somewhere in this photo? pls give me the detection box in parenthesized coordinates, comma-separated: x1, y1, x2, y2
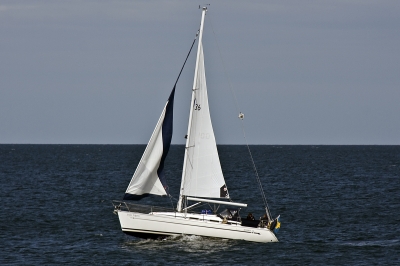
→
(117, 211, 278, 243)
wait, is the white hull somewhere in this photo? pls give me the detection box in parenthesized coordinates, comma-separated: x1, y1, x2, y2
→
(117, 210, 278, 243)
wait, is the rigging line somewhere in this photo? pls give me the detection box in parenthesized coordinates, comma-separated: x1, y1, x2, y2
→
(208, 12, 272, 218)
(241, 121, 272, 218)
(168, 194, 179, 202)
(173, 30, 200, 88)
(168, 194, 176, 211)
(207, 12, 240, 115)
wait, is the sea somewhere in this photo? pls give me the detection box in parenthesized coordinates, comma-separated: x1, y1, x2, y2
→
(1, 145, 399, 265)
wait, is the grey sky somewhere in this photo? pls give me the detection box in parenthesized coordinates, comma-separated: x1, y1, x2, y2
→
(1, 0, 399, 144)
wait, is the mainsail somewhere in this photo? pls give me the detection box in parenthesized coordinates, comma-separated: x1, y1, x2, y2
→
(123, 88, 175, 200)
(180, 38, 229, 199)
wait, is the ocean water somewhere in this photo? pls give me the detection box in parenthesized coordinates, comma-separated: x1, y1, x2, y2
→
(1, 145, 399, 265)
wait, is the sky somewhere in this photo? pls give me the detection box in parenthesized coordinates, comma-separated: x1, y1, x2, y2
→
(1, 0, 399, 145)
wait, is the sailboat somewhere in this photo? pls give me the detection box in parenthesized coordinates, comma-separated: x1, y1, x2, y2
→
(113, 7, 280, 243)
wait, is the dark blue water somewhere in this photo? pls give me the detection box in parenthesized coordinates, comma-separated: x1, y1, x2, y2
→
(1, 145, 399, 265)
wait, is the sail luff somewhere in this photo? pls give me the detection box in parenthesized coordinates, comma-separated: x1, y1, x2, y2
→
(177, 8, 207, 212)
(156, 87, 175, 189)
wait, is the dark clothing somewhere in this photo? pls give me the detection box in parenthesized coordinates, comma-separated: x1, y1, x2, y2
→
(246, 213, 255, 220)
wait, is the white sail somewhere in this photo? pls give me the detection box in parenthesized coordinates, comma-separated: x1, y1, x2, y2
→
(124, 89, 175, 200)
(181, 41, 228, 199)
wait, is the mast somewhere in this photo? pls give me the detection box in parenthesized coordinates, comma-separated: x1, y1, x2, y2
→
(177, 7, 207, 212)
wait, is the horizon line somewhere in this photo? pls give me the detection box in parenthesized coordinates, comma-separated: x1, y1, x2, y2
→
(1, 143, 399, 146)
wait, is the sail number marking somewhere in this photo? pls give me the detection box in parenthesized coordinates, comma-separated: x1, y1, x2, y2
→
(193, 98, 201, 111)
(200, 133, 210, 139)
